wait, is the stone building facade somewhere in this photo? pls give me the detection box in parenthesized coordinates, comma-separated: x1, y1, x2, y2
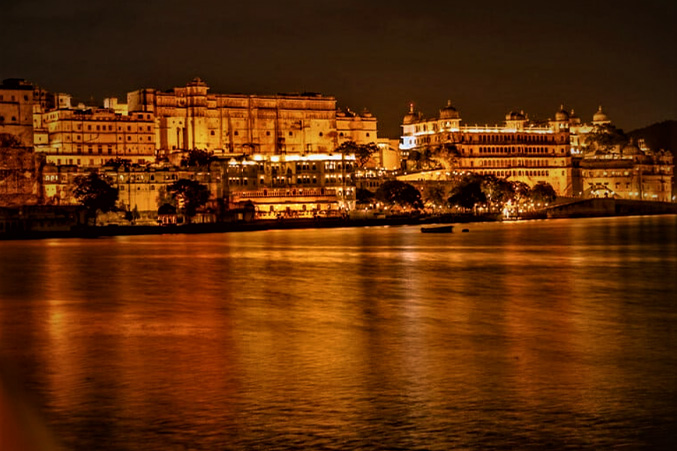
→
(400, 103, 573, 196)
(127, 78, 377, 159)
(42, 153, 356, 220)
(0, 79, 34, 147)
(400, 102, 673, 201)
(36, 108, 156, 167)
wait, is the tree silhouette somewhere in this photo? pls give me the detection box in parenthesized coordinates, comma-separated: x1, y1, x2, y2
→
(336, 141, 379, 168)
(375, 180, 422, 209)
(447, 177, 486, 210)
(72, 172, 119, 225)
(530, 182, 557, 204)
(167, 178, 210, 222)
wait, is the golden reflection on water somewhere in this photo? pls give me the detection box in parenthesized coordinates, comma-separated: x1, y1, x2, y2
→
(1, 216, 676, 449)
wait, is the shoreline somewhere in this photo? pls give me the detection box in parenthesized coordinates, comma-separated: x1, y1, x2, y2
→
(3, 198, 677, 241)
(0, 213, 488, 241)
(3, 209, 677, 241)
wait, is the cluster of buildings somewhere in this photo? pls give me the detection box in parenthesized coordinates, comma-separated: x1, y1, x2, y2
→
(1, 76, 674, 224)
(399, 102, 673, 202)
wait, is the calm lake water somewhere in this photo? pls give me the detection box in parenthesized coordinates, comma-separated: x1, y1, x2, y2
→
(1, 215, 676, 450)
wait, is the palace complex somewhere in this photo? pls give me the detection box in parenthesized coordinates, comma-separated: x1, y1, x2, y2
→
(1, 76, 674, 222)
(399, 102, 673, 202)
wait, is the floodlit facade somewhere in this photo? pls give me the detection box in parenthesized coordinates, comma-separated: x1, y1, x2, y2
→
(577, 139, 673, 202)
(0, 79, 34, 147)
(400, 102, 573, 196)
(549, 105, 673, 201)
(127, 78, 377, 158)
(37, 108, 156, 167)
(400, 102, 673, 201)
(42, 153, 356, 220)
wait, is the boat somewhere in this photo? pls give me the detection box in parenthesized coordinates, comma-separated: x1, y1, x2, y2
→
(421, 225, 453, 233)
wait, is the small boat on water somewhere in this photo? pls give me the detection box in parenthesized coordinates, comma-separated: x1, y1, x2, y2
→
(421, 225, 453, 233)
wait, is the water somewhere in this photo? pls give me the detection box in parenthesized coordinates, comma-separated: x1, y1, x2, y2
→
(1, 216, 676, 450)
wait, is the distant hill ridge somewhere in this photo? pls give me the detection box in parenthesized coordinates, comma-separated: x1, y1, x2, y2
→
(628, 120, 677, 155)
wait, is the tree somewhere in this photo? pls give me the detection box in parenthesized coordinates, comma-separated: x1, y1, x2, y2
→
(356, 188, 375, 205)
(72, 172, 119, 225)
(422, 183, 447, 208)
(408, 147, 437, 170)
(336, 141, 379, 169)
(432, 143, 460, 169)
(447, 177, 486, 210)
(375, 180, 422, 209)
(530, 182, 557, 204)
(167, 178, 210, 222)
(103, 158, 131, 170)
(584, 124, 628, 153)
(481, 175, 515, 206)
(511, 181, 531, 202)
(181, 149, 214, 168)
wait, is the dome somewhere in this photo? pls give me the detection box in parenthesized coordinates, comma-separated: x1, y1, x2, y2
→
(403, 103, 419, 125)
(439, 100, 460, 120)
(621, 140, 642, 156)
(505, 110, 526, 121)
(555, 105, 569, 121)
(593, 105, 610, 123)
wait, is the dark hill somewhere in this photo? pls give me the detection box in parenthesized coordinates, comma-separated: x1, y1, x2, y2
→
(628, 120, 677, 155)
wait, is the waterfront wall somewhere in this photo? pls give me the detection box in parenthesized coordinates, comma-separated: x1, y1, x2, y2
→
(546, 198, 677, 218)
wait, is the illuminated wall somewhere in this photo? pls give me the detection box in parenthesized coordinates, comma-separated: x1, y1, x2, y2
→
(400, 104, 574, 196)
(36, 109, 156, 167)
(42, 153, 357, 216)
(0, 79, 34, 147)
(127, 78, 378, 158)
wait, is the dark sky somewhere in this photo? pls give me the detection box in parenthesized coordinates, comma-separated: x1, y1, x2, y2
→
(2, 0, 675, 137)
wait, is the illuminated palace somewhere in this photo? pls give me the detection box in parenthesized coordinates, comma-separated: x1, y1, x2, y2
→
(127, 78, 377, 159)
(15, 78, 377, 168)
(399, 102, 673, 201)
(400, 102, 573, 196)
(1, 78, 375, 217)
(42, 153, 356, 221)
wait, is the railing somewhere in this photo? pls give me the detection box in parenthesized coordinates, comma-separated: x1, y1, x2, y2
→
(234, 188, 338, 199)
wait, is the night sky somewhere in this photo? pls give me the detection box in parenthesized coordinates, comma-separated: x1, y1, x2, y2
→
(2, 0, 675, 137)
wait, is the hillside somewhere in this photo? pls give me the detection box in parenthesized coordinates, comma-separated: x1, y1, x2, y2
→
(628, 120, 677, 155)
